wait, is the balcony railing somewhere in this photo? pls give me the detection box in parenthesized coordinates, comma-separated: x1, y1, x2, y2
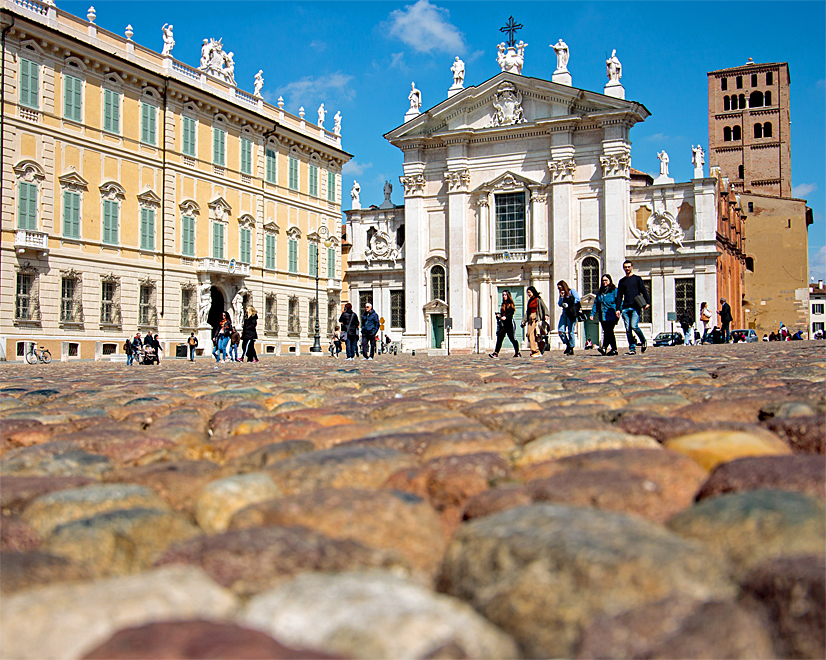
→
(327, 278, 342, 292)
(196, 257, 250, 276)
(15, 229, 49, 255)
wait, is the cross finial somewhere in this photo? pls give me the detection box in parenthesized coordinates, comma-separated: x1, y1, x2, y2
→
(499, 16, 523, 48)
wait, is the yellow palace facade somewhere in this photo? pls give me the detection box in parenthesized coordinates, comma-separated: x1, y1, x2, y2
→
(1, 0, 350, 361)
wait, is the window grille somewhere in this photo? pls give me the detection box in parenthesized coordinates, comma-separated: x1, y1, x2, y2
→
(582, 257, 600, 296)
(391, 290, 406, 328)
(430, 266, 446, 302)
(265, 294, 279, 333)
(495, 192, 526, 250)
(288, 296, 301, 334)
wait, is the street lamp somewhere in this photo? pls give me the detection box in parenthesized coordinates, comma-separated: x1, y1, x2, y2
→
(310, 225, 331, 353)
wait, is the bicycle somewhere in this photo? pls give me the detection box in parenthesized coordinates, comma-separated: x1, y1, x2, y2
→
(25, 344, 52, 364)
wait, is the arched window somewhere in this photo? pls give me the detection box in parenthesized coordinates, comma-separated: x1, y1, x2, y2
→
(733, 125, 742, 141)
(764, 91, 772, 106)
(724, 96, 730, 111)
(763, 122, 772, 138)
(738, 94, 746, 109)
(430, 265, 446, 302)
(754, 123, 763, 138)
(582, 257, 600, 296)
(749, 91, 763, 108)
(723, 126, 732, 141)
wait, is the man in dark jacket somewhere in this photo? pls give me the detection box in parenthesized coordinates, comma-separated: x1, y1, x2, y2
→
(338, 303, 359, 360)
(360, 302, 380, 360)
(718, 298, 733, 343)
(615, 260, 650, 355)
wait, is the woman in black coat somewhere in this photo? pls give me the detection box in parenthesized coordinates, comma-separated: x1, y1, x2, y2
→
(338, 302, 359, 360)
(242, 305, 259, 362)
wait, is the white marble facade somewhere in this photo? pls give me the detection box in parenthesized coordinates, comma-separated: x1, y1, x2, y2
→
(346, 69, 719, 352)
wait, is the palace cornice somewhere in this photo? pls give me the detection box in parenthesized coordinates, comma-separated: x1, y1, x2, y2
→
(709, 63, 785, 77)
(749, 142, 780, 151)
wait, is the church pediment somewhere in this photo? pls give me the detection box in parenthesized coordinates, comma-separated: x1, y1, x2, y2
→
(386, 71, 649, 144)
(474, 170, 541, 195)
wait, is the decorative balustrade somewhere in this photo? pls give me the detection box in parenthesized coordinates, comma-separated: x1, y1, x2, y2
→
(13, 0, 48, 16)
(172, 60, 200, 81)
(15, 229, 49, 255)
(326, 278, 342, 291)
(196, 257, 250, 276)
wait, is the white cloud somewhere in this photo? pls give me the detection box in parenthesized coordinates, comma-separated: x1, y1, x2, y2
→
(645, 132, 671, 142)
(792, 182, 816, 198)
(385, 0, 466, 54)
(270, 72, 355, 112)
(343, 159, 372, 176)
(390, 52, 407, 70)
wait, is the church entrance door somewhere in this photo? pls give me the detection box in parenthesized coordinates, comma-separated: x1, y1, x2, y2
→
(207, 287, 225, 336)
(431, 314, 444, 348)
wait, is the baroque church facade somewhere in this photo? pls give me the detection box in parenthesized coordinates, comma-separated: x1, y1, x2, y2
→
(346, 45, 726, 352)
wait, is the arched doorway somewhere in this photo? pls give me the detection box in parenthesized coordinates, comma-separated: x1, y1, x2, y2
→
(207, 286, 225, 335)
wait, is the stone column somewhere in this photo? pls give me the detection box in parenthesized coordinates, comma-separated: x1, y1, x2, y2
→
(401, 174, 427, 347)
(477, 198, 489, 253)
(548, 158, 575, 332)
(445, 169, 471, 347)
(600, 152, 632, 282)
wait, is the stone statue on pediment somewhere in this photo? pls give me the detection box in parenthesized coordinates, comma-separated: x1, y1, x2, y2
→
(692, 145, 705, 178)
(606, 49, 622, 82)
(497, 40, 526, 75)
(553, 39, 569, 72)
(254, 70, 264, 98)
(351, 180, 360, 209)
(451, 57, 465, 86)
(334, 111, 342, 136)
(318, 103, 326, 128)
(408, 83, 421, 111)
(198, 38, 237, 85)
(161, 24, 174, 57)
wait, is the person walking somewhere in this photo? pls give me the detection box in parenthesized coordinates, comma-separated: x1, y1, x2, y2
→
(719, 298, 733, 343)
(679, 310, 694, 345)
(523, 286, 548, 358)
(187, 332, 198, 361)
(615, 260, 650, 355)
(143, 332, 159, 365)
(700, 302, 712, 344)
(330, 325, 342, 358)
(213, 311, 232, 363)
(124, 337, 135, 366)
(241, 306, 259, 362)
(229, 327, 241, 362)
(489, 290, 521, 358)
(557, 280, 581, 356)
(591, 274, 619, 355)
(131, 333, 143, 364)
(339, 303, 359, 361)
(360, 302, 380, 360)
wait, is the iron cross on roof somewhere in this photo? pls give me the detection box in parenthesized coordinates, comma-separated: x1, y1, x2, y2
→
(499, 16, 523, 48)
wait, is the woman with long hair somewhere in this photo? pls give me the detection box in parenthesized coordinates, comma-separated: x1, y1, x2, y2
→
(339, 302, 360, 360)
(591, 274, 619, 355)
(699, 301, 712, 344)
(557, 280, 581, 356)
(242, 305, 259, 362)
(489, 290, 521, 358)
(523, 285, 549, 358)
(212, 311, 232, 363)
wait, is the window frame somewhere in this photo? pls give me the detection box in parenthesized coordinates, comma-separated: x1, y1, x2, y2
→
(16, 272, 35, 320)
(62, 190, 81, 238)
(103, 88, 121, 135)
(390, 289, 406, 329)
(327, 171, 336, 202)
(213, 126, 226, 166)
(182, 115, 197, 157)
(288, 237, 298, 273)
(309, 242, 318, 277)
(239, 226, 252, 264)
(17, 181, 38, 230)
(494, 191, 527, 251)
(212, 220, 226, 259)
(63, 72, 83, 122)
(265, 149, 277, 184)
(265, 233, 276, 270)
(431, 265, 446, 302)
(240, 136, 252, 175)
(102, 198, 119, 245)
(181, 215, 195, 257)
(288, 156, 299, 191)
(140, 207, 155, 251)
(141, 101, 157, 146)
(581, 256, 600, 297)
(19, 57, 39, 110)
(327, 246, 336, 278)
(309, 164, 318, 197)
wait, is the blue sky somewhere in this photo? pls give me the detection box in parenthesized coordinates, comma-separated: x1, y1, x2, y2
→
(63, 1, 826, 279)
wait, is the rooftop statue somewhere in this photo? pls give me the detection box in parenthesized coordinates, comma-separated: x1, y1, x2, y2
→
(606, 49, 622, 82)
(253, 70, 264, 98)
(161, 24, 174, 57)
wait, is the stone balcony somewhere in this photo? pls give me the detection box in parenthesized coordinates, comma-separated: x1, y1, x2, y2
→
(327, 278, 342, 292)
(196, 257, 250, 277)
(15, 229, 49, 257)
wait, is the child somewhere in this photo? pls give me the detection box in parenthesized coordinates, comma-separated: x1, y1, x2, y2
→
(229, 328, 241, 362)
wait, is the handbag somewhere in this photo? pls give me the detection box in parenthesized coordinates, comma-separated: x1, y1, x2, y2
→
(633, 293, 647, 309)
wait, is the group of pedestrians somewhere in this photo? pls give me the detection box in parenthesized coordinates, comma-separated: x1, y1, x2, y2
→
(337, 302, 381, 360)
(211, 306, 259, 364)
(123, 331, 161, 365)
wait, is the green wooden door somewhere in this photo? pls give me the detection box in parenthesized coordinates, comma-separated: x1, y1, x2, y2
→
(431, 314, 444, 348)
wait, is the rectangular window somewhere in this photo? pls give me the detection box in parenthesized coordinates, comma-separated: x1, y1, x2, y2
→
(813, 322, 824, 334)
(642, 279, 653, 324)
(60, 277, 76, 322)
(359, 292, 374, 322)
(391, 289, 406, 329)
(495, 192, 526, 250)
(181, 215, 195, 256)
(16, 273, 33, 320)
(19, 58, 39, 109)
(265, 149, 277, 184)
(62, 191, 80, 238)
(813, 304, 825, 315)
(309, 243, 318, 276)
(721, 77, 727, 91)
(102, 199, 119, 245)
(103, 89, 120, 134)
(309, 165, 318, 197)
(327, 246, 336, 278)
(766, 71, 773, 85)
(288, 238, 298, 273)
(213, 127, 226, 166)
(139, 285, 155, 326)
(288, 157, 298, 191)
(141, 102, 156, 145)
(101, 281, 117, 324)
(736, 75, 743, 89)
(265, 295, 278, 332)
(240, 138, 252, 175)
(327, 171, 336, 202)
(751, 73, 758, 87)
(675, 278, 696, 321)
(182, 117, 196, 157)
(140, 208, 155, 251)
(239, 227, 251, 264)
(64, 74, 82, 121)
(181, 288, 196, 328)
(265, 234, 276, 270)
(212, 221, 225, 259)
(17, 182, 37, 230)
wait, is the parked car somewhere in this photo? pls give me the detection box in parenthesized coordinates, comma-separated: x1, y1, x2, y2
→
(652, 332, 684, 347)
(731, 329, 758, 343)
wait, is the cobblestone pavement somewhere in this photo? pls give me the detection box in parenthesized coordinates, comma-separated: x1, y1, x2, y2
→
(1, 343, 824, 659)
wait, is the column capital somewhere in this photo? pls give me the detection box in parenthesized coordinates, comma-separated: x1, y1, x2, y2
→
(548, 158, 576, 183)
(443, 169, 470, 192)
(399, 174, 426, 197)
(599, 152, 631, 179)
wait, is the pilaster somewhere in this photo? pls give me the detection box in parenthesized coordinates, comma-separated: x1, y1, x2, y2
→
(445, 167, 470, 339)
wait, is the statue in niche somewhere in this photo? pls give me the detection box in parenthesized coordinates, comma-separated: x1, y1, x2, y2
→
(161, 24, 174, 57)
(606, 49, 622, 82)
(334, 111, 342, 136)
(232, 287, 249, 327)
(552, 38, 569, 72)
(317, 103, 326, 128)
(657, 151, 670, 177)
(490, 81, 526, 126)
(253, 70, 264, 98)
(408, 82, 422, 111)
(198, 282, 211, 327)
(451, 56, 465, 87)
(497, 40, 526, 75)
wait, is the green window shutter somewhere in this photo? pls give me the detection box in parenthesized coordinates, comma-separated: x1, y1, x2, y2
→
(265, 235, 275, 269)
(213, 128, 226, 166)
(241, 138, 251, 175)
(288, 239, 297, 273)
(62, 191, 72, 235)
(142, 103, 156, 145)
(327, 172, 336, 202)
(266, 150, 276, 183)
(112, 92, 120, 133)
(240, 228, 250, 263)
(18, 182, 29, 229)
(104, 90, 120, 133)
(141, 208, 154, 250)
(328, 247, 336, 278)
(182, 117, 196, 157)
(182, 216, 194, 256)
(309, 165, 318, 196)
(103, 200, 117, 244)
(65, 75, 82, 121)
(289, 157, 298, 190)
(26, 183, 37, 230)
(213, 221, 224, 259)
(309, 243, 318, 276)
(19, 58, 29, 108)
(20, 59, 38, 109)
(72, 76, 82, 120)
(70, 192, 80, 237)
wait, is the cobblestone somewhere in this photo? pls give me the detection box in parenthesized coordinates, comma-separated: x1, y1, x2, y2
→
(0, 342, 824, 658)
